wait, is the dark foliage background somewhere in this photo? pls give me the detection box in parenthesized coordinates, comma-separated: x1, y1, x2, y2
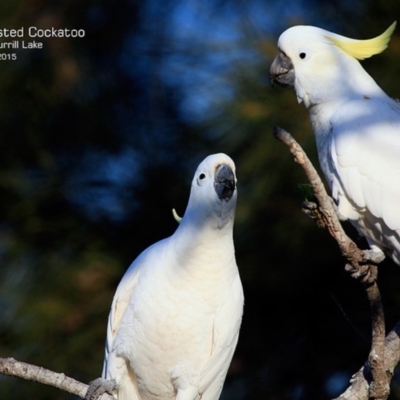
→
(1, 1, 400, 399)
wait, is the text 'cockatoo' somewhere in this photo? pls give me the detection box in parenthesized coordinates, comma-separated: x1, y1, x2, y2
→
(270, 22, 400, 265)
(86, 153, 244, 400)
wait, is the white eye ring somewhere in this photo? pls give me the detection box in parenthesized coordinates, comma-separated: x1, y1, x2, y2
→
(197, 172, 206, 185)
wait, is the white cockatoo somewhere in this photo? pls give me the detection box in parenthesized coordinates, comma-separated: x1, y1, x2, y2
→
(269, 22, 400, 265)
(86, 153, 244, 400)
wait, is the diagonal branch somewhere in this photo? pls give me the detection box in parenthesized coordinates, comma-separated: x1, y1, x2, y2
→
(273, 126, 391, 400)
(273, 126, 363, 267)
(0, 357, 114, 400)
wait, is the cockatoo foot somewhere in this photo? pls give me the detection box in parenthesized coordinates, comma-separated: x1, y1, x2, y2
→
(344, 249, 384, 284)
(361, 248, 386, 265)
(345, 263, 374, 284)
(85, 378, 117, 400)
(301, 200, 326, 228)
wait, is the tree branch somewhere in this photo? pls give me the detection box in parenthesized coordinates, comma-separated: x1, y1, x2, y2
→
(273, 126, 364, 268)
(333, 321, 400, 400)
(0, 357, 114, 400)
(273, 126, 392, 400)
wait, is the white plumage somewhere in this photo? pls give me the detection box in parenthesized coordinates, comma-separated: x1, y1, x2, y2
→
(96, 153, 243, 400)
(270, 23, 400, 265)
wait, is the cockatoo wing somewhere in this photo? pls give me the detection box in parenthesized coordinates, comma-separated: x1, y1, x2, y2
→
(330, 97, 400, 231)
(101, 248, 149, 399)
(103, 258, 140, 374)
(199, 275, 243, 399)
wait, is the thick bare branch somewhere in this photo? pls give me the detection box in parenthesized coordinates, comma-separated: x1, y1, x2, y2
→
(334, 321, 400, 400)
(0, 357, 114, 400)
(273, 126, 390, 400)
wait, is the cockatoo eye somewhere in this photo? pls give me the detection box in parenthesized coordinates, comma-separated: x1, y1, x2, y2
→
(197, 172, 206, 185)
(299, 52, 307, 59)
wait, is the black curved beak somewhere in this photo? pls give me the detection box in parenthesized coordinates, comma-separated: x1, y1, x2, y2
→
(214, 164, 235, 201)
(269, 52, 295, 88)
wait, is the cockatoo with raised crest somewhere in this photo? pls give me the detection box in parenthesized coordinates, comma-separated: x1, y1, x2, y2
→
(85, 153, 244, 400)
(269, 22, 400, 265)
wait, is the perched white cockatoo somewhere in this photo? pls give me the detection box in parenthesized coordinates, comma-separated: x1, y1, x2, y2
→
(86, 153, 244, 400)
(269, 22, 400, 265)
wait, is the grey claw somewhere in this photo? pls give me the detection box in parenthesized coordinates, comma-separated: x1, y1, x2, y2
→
(361, 249, 385, 264)
(85, 378, 117, 400)
(301, 200, 326, 228)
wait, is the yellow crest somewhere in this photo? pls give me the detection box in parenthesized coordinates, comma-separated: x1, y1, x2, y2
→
(325, 21, 396, 60)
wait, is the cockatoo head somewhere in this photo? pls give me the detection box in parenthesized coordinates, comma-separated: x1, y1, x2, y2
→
(269, 22, 396, 107)
(183, 153, 237, 230)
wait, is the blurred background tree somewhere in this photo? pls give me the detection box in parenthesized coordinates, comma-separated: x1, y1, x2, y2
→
(1, 0, 400, 399)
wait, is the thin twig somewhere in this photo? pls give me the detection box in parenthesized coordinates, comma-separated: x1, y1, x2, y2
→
(0, 357, 113, 400)
(273, 126, 390, 400)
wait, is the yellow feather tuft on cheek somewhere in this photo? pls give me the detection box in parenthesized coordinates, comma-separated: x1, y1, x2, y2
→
(325, 21, 396, 60)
